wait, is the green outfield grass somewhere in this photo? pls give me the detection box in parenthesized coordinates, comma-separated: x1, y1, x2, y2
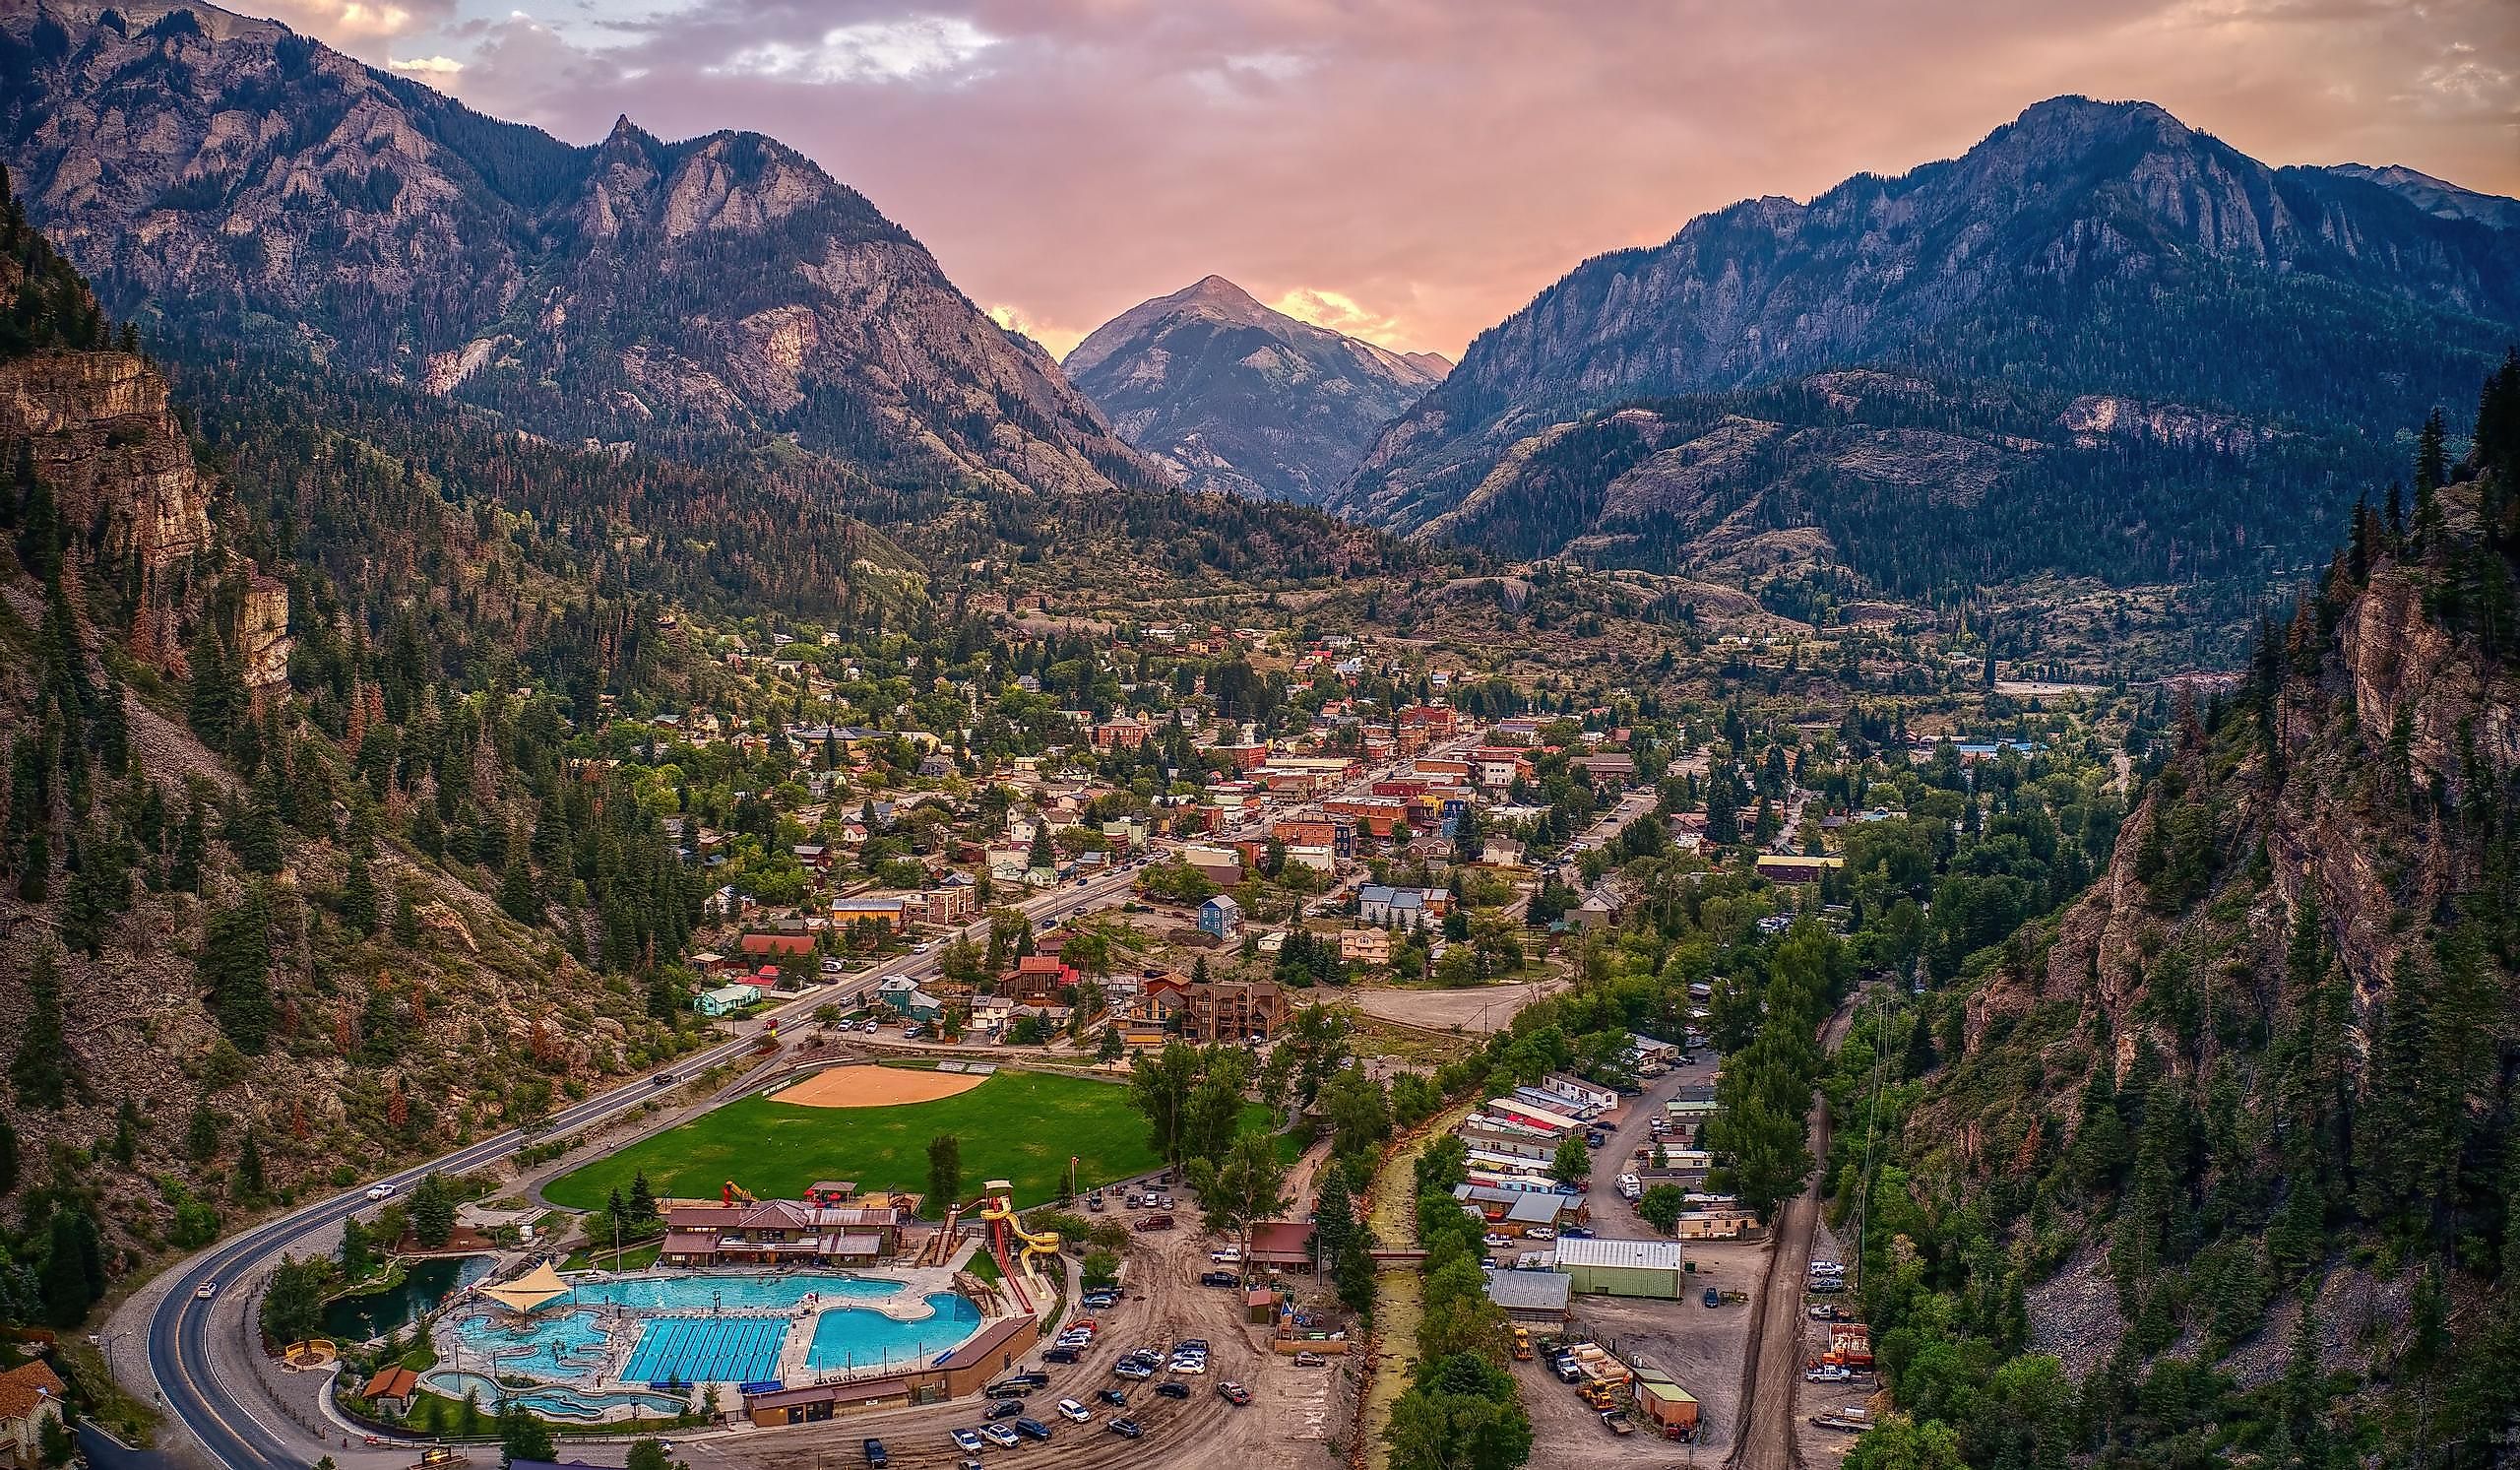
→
(545, 1068, 1204, 1211)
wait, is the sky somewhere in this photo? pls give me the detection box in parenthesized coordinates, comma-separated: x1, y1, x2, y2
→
(257, 0, 2520, 360)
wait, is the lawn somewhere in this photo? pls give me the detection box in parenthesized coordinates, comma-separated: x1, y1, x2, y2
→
(547, 1069, 1179, 1212)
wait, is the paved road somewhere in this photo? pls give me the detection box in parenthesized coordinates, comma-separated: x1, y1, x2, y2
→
(128, 863, 1151, 1470)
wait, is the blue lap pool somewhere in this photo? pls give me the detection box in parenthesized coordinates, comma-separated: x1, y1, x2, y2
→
(804, 1293, 984, 1373)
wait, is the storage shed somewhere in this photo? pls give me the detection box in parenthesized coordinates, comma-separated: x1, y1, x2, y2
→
(1552, 1237, 1684, 1299)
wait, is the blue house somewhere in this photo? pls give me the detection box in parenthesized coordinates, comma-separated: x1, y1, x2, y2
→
(875, 975, 942, 1021)
(1198, 894, 1242, 940)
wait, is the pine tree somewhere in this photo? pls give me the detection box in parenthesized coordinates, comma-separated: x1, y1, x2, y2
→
(496, 831, 540, 926)
(186, 1098, 221, 1164)
(201, 888, 276, 1054)
(234, 1128, 266, 1200)
(11, 946, 72, 1108)
(342, 853, 379, 935)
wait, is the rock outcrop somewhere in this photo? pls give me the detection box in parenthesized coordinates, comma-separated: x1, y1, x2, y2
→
(0, 349, 210, 571)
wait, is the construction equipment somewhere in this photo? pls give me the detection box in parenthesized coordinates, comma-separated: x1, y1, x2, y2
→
(1510, 1327, 1533, 1362)
(1821, 1323, 1874, 1370)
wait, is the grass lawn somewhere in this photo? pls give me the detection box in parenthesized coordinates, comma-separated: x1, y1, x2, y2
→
(546, 1069, 1191, 1211)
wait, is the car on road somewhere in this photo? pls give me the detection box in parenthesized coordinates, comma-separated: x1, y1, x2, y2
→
(985, 1397, 1025, 1420)
(652, 1071, 676, 1087)
(1156, 1381, 1191, 1399)
(1056, 1398, 1091, 1423)
(1219, 1381, 1251, 1406)
(365, 1182, 397, 1200)
(1292, 1351, 1326, 1368)
(1703, 1287, 1723, 1308)
(194, 1282, 217, 1300)
(860, 1438, 887, 1467)
(1107, 1418, 1143, 1439)
(948, 1429, 983, 1453)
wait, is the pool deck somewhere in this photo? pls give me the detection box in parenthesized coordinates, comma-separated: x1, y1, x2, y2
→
(431, 1255, 1004, 1416)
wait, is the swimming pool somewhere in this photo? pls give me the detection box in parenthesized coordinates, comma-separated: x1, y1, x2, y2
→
(618, 1316, 791, 1385)
(804, 1293, 983, 1372)
(420, 1371, 691, 1421)
(448, 1309, 609, 1372)
(562, 1271, 901, 1312)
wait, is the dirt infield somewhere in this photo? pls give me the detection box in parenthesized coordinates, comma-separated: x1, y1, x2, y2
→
(771, 1064, 987, 1109)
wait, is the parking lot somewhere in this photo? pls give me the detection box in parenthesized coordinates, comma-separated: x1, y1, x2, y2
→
(686, 1207, 1352, 1470)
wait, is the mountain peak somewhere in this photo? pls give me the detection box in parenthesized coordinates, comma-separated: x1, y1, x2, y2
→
(1066, 275, 1448, 504)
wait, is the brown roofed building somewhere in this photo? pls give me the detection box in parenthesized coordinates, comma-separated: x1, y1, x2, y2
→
(1179, 977, 1292, 1044)
(0, 1361, 64, 1469)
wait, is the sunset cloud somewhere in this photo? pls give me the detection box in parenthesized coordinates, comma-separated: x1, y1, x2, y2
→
(261, 0, 2520, 360)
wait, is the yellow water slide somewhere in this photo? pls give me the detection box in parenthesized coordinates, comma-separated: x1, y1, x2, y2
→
(977, 1179, 1062, 1283)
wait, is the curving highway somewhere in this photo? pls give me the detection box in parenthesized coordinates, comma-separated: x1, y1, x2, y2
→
(137, 863, 1150, 1470)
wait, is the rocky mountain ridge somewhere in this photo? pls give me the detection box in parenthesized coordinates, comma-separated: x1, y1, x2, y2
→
(1065, 275, 1448, 503)
(0, 0, 1158, 500)
(1334, 96, 2520, 548)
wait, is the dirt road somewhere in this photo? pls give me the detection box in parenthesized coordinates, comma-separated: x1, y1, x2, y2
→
(1727, 996, 1861, 1470)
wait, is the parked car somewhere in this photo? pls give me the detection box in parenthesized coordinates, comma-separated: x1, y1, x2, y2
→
(1096, 1388, 1129, 1407)
(1013, 1418, 1051, 1441)
(1056, 1398, 1091, 1423)
(1480, 1233, 1509, 1248)
(1703, 1287, 1723, 1308)
(1156, 1381, 1191, 1399)
(1809, 1304, 1843, 1320)
(1219, 1381, 1252, 1406)
(1200, 1270, 1240, 1287)
(1082, 1292, 1119, 1310)
(1558, 1226, 1596, 1239)
(1086, 1194, 1106, 1212)
(1123, 1193, 1142, 1208)
(1525, 1227, 1556, 1241)
(1807, 1366, 1854, 1383)
(948, 1430, 983, 1453)
(1167, 1357, 1207, 1375)
(1112, 1361, 1154, 1380)
(1807, 1278, 1846, 1295)
(1134, 1214, 1175, 1232)
(1552, 1358, 1583, 1383)
(982, 1377, 1036, 1397)
(1209, 1246, 1241, 1264)
(1292, 1351, 1326, 1368)
(860, 1438, 888, 1467)
(979, 1425, 1020, 1449)
(985, 1398, 1025, 1420)
(1043, 1347, 1080, 1364)
(1106, 1418, 1143, 1439)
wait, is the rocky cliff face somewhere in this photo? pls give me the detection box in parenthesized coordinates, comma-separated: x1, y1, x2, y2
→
(0, 347, 209, 572)
(1911, 465, 2520, 1428)
(1336, 96, 2520, 540)
(0, 0, 1157, 499)
(1064, 276, 1447, 504)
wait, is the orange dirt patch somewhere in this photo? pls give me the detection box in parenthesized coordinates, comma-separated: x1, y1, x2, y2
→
(771, 1065, 987, 1109)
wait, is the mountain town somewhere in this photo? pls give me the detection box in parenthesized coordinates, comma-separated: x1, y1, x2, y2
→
(0, 4, 2515, 1470)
